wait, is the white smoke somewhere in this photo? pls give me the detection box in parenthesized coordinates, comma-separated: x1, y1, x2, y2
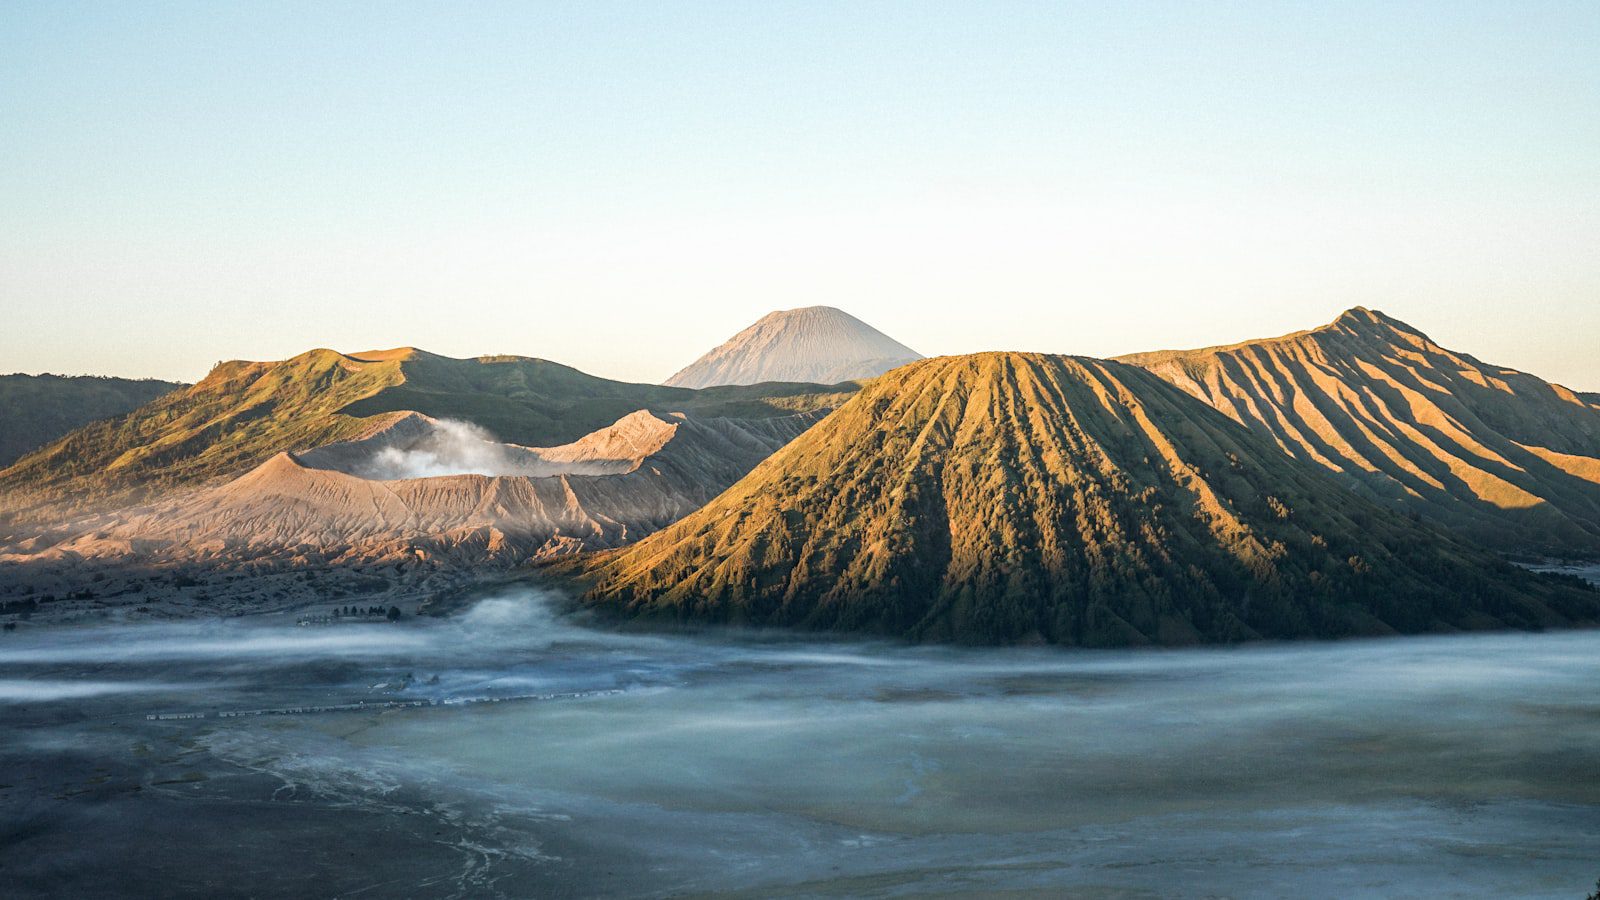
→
(360, 418, 521, 480)
(455, 593, 561, 633)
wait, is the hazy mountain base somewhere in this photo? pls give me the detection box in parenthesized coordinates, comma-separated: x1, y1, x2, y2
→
(0, 410, 824, 625)
(574, 352, 1600, 646)
(0, 557, 474, 625)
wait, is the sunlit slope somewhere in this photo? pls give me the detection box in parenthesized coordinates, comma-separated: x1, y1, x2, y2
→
(0, 374, 185, 467)
(0, 347, 852, 520)
(1120, 308, 1600, 556)
(0, 349, 407, 518)
(577, 353, 1598, 646)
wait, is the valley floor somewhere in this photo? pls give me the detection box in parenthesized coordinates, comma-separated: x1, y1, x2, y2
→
(3, 553, 1599, 631)
(0, 558, 515, 626)
(1527, 559, 1600, 587)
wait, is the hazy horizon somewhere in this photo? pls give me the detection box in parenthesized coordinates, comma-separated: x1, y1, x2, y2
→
(4, 2, 1598, 388)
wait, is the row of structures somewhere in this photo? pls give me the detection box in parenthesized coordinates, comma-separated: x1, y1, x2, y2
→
(145, 688, 625, 721)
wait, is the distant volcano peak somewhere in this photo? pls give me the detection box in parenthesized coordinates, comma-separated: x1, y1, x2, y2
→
(1329, 306, 1430, 344)
(664, 306, 922, 388)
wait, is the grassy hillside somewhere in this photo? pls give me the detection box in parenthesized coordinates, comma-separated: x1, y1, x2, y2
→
(0, 374, 185, 467)
(0, 347, 853, 521)
(575, 352, 1599, 646)
(1119, 308, 1600, 557)
(343, 351, 852, 444)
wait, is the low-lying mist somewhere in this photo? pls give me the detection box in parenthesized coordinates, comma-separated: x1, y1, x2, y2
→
(4, 590, 1599, 898)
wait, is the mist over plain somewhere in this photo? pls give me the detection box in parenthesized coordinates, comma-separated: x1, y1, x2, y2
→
(3, 591, 1598, 897)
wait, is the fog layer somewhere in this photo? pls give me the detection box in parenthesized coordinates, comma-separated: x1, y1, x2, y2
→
(3, 592, 1598, 898)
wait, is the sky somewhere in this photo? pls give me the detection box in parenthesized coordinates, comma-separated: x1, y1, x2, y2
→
(2, 1, 1597, 388)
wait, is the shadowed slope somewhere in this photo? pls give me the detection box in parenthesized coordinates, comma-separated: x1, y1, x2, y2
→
(0, 374, 186, 467)
(665, 306, 923, 388)
(0, 348, 853, 522)
(577, 353, 1598, 646)
(1120, 309, 1600, 556)
(0, 349, 410, 519)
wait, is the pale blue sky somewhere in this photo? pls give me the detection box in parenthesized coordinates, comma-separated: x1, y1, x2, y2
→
(3, 1, 1597, 387)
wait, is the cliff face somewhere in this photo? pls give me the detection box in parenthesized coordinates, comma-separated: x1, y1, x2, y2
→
(579, 352, 1599, 646)
(664, 306, 922, 388)
(1119, 308, 1600, 556)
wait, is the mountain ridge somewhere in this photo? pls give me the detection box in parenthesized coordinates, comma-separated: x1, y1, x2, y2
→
(0, 347, 854, 523)
(573, 351, 1599, 646)
(1118, 307, 1600, 556)
(0, 408, 825, 621)
(3, 409, 818, 570)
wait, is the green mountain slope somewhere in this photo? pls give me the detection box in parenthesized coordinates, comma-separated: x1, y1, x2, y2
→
(1119, 308, 1600, 556)
(0, 347, 853, 521)
(574, 352, 1599, 646)
(341, 351, 851, 445)
(0, 374, 185, 467)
